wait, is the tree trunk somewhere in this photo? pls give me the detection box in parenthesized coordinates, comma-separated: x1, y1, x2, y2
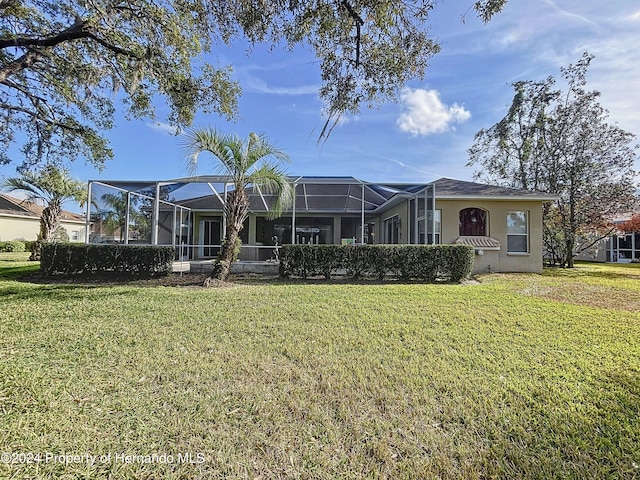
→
(565, 237, 575, 268)
(30, 202, 61, 261)
(204, 189, 249, 285)
(205, 229, 240, 285)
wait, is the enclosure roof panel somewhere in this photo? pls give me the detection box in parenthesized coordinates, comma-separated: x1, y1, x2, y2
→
(89, 176, 556, 214)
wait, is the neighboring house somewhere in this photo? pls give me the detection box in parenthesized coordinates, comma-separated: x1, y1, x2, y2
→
(87, 176, 557, 274)
(0, 193, 87, 242)
(575, 212, 640, 263)
(88, 216, 125, 244)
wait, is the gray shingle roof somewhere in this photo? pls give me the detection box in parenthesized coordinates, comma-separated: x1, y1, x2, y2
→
(432, 178, 556, 199)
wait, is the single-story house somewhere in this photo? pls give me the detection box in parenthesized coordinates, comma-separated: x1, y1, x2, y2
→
(0, 193, 87, 242)
(87, 176, 557, 274)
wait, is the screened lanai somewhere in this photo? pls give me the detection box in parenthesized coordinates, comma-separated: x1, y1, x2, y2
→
(85, 176, 437, 260)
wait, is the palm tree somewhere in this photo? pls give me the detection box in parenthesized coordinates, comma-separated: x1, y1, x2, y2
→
(100, 192, 149, 242)
(2, 165, 86, 260)
(184, 129, 293, 284)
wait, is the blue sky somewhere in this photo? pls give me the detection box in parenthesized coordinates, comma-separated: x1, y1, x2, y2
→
(1, 0, 639, 202)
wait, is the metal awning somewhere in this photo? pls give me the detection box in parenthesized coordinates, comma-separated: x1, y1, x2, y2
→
(454, 236, 501, 250)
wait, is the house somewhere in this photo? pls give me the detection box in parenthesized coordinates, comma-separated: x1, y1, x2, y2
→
(0, 193, 87, 242)
(575, 212, 640, 263)
(87, 176, 557, 274)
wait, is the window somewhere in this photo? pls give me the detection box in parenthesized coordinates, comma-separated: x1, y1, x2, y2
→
(459, 208, 487, 236)
(507, 211, 528, 253)
(417, 210, 441, 244)
(71, 230, 80, 241)
(383, 215, 400, 244)
(198, 217, 222, 257)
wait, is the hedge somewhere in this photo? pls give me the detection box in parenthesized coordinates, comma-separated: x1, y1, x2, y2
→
(279, 244, 475, 282)
(2, 240, 26, 252)
(41, 243, 175, 276)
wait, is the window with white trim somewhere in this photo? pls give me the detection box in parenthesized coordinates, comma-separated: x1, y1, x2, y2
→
(507, 211, 528, 253)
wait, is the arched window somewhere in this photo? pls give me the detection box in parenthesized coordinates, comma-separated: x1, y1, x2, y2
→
(459, 208, 487, 236)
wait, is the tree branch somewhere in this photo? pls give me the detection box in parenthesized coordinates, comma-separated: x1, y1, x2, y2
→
(0, 16, 142, 56)
(0, 0, 18, 10)
(0, 102, 84, 133)
(0, 18, 143, 83)
(341, 0, 364, 68)
(84, 31, 142, 58)
(0, 22, 89, 50)
(0, 50, 39, 84)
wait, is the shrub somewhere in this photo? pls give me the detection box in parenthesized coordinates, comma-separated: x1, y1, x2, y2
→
(52, 226, 70, 243)
(4, 240, 26, 252)
(280, 244, 474, 282)
(23, 240, 37, 252)
(41, 243, 175, 276)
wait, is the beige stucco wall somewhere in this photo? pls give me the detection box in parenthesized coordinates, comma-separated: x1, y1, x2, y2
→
(0, 214, 87, 242)
(437, 199, 545, 274)
(369, 198, 546, 274)
(371, 202, 410, 244)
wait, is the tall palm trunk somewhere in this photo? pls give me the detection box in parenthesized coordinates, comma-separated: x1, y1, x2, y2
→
(31, 201, 61, 261)
(205, 189, 249, 284)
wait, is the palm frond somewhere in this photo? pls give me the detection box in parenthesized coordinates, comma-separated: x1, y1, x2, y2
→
(249, 164, 294, 219)
(183, 127, 244, 177)
(2, 175, 48, 203)
(2, 165, 86, 207)
(244, 132, 290, 172)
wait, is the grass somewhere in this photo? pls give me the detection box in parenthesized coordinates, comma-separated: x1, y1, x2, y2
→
(0, 253, 639, 479)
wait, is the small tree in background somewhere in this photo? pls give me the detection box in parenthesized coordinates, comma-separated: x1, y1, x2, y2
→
(2, 165, 86, 260)
(184, 129, 293, 285)
(468, 53, 638, 267)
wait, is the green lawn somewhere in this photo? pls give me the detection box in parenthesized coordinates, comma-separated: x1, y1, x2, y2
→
(0, 253, 639, 479)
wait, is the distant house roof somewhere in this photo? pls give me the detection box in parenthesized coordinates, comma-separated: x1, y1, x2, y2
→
(0, 193, 85, 222)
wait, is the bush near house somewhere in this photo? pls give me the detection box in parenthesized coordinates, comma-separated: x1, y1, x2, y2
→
(23, 240, 36, 252)
(279, 244, 474, 281)
(40, 243, 175, 276)
(1, 240, 26, 252)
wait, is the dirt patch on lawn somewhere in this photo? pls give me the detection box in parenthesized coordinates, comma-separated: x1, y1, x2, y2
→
(520, 282, 640, 312)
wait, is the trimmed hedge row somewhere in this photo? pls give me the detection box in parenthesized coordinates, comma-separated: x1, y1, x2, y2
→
(279, 244, 475, 282)
(41, 243, 175, 276)
(1, 240, 38, 253)
(1, 240, 26, 252)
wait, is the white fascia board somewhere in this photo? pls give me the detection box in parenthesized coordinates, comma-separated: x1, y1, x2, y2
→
(435, 194, 559, 201)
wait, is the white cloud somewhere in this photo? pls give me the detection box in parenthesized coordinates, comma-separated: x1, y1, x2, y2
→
(397, 88, 471, 136)
(146, 122, 179, 135)
(245, 76, 319, 95)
